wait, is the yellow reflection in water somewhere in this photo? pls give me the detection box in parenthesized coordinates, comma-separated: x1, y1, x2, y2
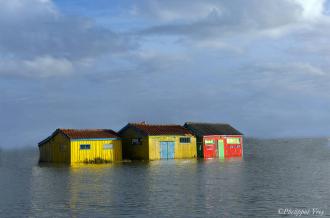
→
(68, 163, 116, 217)
(69, 163, 114, 170)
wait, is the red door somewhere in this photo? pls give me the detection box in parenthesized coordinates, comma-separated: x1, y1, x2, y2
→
(203, 138, 217, 158)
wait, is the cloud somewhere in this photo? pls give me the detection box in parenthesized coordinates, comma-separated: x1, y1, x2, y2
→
(287, 62, 327, 76)
(293, 0, 326, 20)
(234, 61, 330, 99)
(131, 1, 222, 22)
(0, 0, 135, 78)
(138, 0, 327, 39)
(1, 0, 330, 146)
(0, 56, 76, 78)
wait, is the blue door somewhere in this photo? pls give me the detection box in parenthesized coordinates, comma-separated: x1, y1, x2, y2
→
(160, 142, 168, 159)
(167, 142, 175, 159)
(160, 141, 175, 159)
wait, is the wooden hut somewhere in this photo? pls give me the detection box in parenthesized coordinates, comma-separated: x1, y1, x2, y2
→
(38, 129, 122, 164)
(119, 122, 196, 160)
(183, 122, 243, 159)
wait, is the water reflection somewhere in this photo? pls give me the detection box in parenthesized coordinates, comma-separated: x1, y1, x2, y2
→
(2, 138, 330, 217)
(68, 164, 114, 217)
(23, 156, 248, 217)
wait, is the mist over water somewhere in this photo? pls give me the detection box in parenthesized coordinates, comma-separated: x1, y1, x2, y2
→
(0, 138, 330, 217)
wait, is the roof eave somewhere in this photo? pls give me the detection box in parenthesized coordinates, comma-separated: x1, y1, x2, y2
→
(38, 129, 62, 147)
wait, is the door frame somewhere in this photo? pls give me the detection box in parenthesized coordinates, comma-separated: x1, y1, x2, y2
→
(159, 141, 175, 159)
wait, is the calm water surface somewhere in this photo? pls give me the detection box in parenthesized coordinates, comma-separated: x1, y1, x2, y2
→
(1, 138, 330, 217)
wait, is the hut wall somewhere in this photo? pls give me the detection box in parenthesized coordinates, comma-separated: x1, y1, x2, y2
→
(39, 133, 70, 163)
(201, 135, 243, 159)
(148, 135, 197, 160)
(120, 128, 149, 160)
(70, 139, 122, 163)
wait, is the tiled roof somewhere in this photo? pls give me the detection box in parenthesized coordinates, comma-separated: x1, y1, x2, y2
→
(184, 122, 243, 136)
(59, 129, 120, 139)
(121, 123, 192, 136)
(38, 128, 120, 146)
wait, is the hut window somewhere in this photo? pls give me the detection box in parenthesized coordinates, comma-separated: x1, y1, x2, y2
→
(227, 138, 240, 144)
(180, 137, 191, 143)
(80, 144, 91, 150)
(205, 139, 215, 144)
(103, 144, 113, 150)
(132, 138, 142, 145)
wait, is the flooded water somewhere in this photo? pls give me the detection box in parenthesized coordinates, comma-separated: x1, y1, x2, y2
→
(1, 138, 330, 217)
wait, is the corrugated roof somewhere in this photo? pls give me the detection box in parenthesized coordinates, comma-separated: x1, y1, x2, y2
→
(59, 129, 120, 139)
(38, 128, 120, 146)
(184, 122, 243, 136)
(121, 123, 193, 136)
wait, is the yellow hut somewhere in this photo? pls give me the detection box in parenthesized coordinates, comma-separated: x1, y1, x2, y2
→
(38, 129, 122, 164)
(119, 123, 196, 160)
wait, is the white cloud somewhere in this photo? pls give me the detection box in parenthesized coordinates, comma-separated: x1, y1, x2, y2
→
(0, 0, 58, 20)
(23, 56, 74, 77)
(293, 0, 326, 20)
(139, 0, 328, 39)
(289, 62, 327, 76)
(0, 56, 75, 78)
(135, 1, 222, 22)
(258, 62, 327, 76)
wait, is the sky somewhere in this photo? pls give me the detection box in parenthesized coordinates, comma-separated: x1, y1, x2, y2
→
(1, 0, 330, 147)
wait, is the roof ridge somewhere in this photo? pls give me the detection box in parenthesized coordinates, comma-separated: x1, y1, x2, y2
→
(123, 122, 192, 135)
(185, 122, 230, 125)
(59, 128, 114, 131)
(129, 123, 181, 126)
(184, 122, 243, 135)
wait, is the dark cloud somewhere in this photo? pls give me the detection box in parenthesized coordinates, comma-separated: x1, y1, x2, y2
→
(0, 0, 136, 78)
(0, 16, 130, 59)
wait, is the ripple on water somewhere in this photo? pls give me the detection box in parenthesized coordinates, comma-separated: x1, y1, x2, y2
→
(0, 138, 330, 217)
